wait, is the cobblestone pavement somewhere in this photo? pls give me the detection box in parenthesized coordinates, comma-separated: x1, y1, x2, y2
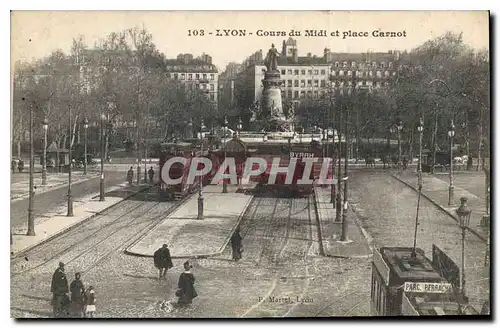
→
(348, 171, 489, 311)
(10, 170, 127, 229)
(11, 191, 372, 318)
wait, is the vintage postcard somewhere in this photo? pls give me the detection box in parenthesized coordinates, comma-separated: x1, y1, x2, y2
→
(10, 11, 490, 318)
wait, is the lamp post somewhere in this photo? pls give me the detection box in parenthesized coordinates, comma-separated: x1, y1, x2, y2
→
(27, 103, 35, 236)
(143, 140, 148, 183)
(397, 121, 403, 165)
(456, 197, 471, 297)
(237, 117, 243, 138)
(67, 105, 74, 217)
(99, 113, 105, 201)
(83, 117, 88, 175)
(42, 117, 48, 185)
(412, 118, 424, 258)
(389, 126, 396, 165)
(448, 120, 455, 206)
(197, 119, 206, 220)
(222, 116, 228, 194)
(340, 100, 349, 241)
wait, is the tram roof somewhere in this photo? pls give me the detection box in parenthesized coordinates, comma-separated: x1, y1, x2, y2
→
(380, 247, 442, 281)
(405, 293, 478, 315)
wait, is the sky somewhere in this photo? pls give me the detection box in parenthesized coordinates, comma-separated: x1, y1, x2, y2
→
(11, 11, 489, 71)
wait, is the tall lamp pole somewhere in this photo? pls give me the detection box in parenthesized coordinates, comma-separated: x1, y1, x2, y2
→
(335, 101, 342, 222)
(448, 120, 455, 206)
(99, 113, 105, 201)
(340, 95, 350, 241)
(42, 117, 48, 185)
(67, 106, 74, 217)
(222, 116, 228, 193)
(83, 117, 88, 175)
(412, 118, 424, 258)
(456, 197, 471, 298)
(397, 121, 403, 165)
(27, 104, 35, 236)
(197, 119, 206, 220)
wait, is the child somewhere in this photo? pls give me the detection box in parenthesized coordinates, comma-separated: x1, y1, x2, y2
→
(83, 286, 96, 318)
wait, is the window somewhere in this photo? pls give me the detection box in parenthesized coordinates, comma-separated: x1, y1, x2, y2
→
(373, 81, 378, 87)
(210, 84, 214, 90)
(294, 80, 299, 87)
(287, 80, 293, 87)
(307, 80, 312, 86)
(203, 73, 207, 80)
(287, 90, 293, 98)
(321, 69, 326, 75)
(339, 70, 344, 76)
(347, 70, 352, 76)
(369, 71, 373, 77)
(301, 69, 306, 75)
(180, 73, 185, 80)
(314, 90, 318, 98)
(381, 62, 385, 69)
(210, 93, 215, 101)
(188, 74, 192, 80)
(300, 91, 305, 98)
(300, 80, 305, 87)
(331, 71, 337, 76)
(385, 71, 390, 77)
(281, 69, 286, 75)
(352, 62, 356, 68)
(174, 73, 179, 80)
(362, 80, 367, 86)
(314, 80, 319, 87)
(200, 83, 204, 89)
(377, 71, 382, 77)
(389, 62, 393, 68)
(334, 62, 339, 68)
(195, 73, 200, 79)
(343, 62, 348, 68)
(314, 70, 319, 75)
(308, 70, 312, 75)
(294, 90, 299, 98)
(294, 69, 299, 75)
(210, 74, 214, 80)
(307, 90, 312, 97)
(320, 80, 326, 87)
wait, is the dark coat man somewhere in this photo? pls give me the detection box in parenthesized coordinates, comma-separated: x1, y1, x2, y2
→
(154, 244, 173, 279)
(69, 272, 85, 317)
(177, 261, 197, 306)
(126, 167, 134, 184)
(231, 228, 243, 261)
(148, 167, 155, 184)
(51, 262, 69, 317)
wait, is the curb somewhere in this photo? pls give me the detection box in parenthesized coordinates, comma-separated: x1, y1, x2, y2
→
(10, 174, 101, 202)
(11, 184, 151, 258)
(390, 174, 487, 243)
(313, 187, 374, 257)
(124, 194, 255, 259)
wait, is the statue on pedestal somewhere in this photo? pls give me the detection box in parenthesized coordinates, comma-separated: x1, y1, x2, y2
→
(264, 44, 280, 72)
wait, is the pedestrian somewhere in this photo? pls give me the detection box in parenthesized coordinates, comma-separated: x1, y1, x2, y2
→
(467, 155, 473, 171)
(126, 166, 134, 185)
(154, 244, 173, 280)
(50, 262, 69, 317)
(18, 159, 24, 173)
(11, 159, 16, 173)
(69, 272, 85, 317)
(148, 166, 155, 184)
(83, 286, 96, 318)
(231, 227, 243, 261)
(402, 156, 408, 171)
(176, 261, 197, 307)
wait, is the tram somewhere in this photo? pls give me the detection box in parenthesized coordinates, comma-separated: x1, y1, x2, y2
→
(370, 246, 465, 316)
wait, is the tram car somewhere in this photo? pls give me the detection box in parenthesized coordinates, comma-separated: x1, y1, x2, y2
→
(370, 246, 472, 316)
(252, 143, 334, 197)
(158, 142, 219, 200)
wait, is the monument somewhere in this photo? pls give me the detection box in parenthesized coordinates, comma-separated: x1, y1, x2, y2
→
(261, 44, 293, 132)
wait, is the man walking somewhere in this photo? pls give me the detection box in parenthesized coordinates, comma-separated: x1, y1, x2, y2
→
(231, 228, 243, 262)
(126, 166, 134, 185)
(51, 262, 69, 317)
(69, 272, 85, 317)
(154, 244, 173, 280)
(148, 166, 155, 184)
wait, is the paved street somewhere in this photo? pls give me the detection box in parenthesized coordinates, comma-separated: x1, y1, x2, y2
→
(434, 171, 487, 201)
(10, 170, 127, 229)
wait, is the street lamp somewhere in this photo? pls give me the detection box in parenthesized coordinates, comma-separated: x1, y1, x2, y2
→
(42, 117, 48, 185)
(99, 113, 105, 201)
(456, 197, 471, 297)
(412, 118, 424, 258)
(197, 119, 206, 220)
(83, 117, 88, 175)
(222, 116, 228, 194)
(67, 105, 74, 217)
(397, 121, 403, 165)
(448, 120, 455, 206)
(237, 117, 243, 138)
(27, 103, 35, 236)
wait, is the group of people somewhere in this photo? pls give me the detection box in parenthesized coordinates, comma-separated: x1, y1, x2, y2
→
(50, 262, 96, 318)
(126, 166, 156, 185)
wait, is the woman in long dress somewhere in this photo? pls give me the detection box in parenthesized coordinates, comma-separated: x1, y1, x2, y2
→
(177, 261, 197, 307)
(231, 228, 243, 261)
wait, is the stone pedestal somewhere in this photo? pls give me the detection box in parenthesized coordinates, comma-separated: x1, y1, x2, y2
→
(262, 70, 284, 120)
